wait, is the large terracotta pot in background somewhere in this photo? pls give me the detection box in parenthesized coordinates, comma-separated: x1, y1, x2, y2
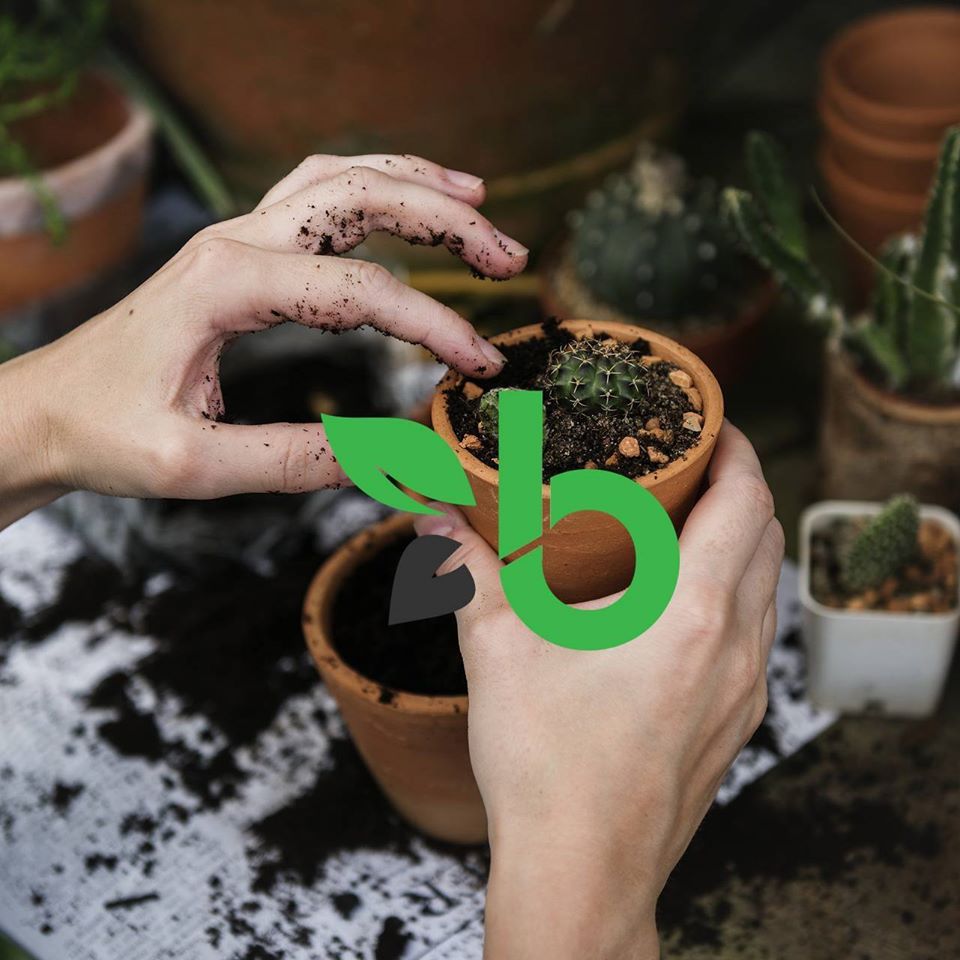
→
(0, 72, 153, 314)
(431, 320, 723, 604)
(114, 0, 694, 252)
(539, 244, 777, 388)
(303, 513, 485, 844)
(821, 6, 960, 142)
(819, 347, 960, 513)
(819, 95, 940, 196)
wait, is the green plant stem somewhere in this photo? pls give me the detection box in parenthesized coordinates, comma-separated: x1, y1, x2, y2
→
(102, 47, 236, 219)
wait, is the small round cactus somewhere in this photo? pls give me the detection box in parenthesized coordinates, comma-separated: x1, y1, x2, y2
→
(542, 338, 647, 414)
(568, 143, 739, 321)
(839, 494, 920, 593)
(477, 387, 504, 436)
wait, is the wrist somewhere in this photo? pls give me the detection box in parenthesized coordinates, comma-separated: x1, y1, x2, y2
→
(484, 818, 660, 960)
(0, 348, 68, 527)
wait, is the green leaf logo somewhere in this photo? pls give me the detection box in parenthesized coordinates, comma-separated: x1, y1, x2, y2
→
(322, 416, 476, 515)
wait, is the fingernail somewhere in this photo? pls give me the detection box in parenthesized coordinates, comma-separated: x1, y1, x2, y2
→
(493, 229, 529, 258)
(478, 338, 507, 369)
(414, 504, 453, 538)
(445, 168, 484, 190)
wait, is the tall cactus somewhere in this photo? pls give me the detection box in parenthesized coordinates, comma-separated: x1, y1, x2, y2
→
(721, 128, 960, 397)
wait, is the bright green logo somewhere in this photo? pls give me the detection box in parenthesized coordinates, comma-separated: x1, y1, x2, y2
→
(323, 390, 679, 650)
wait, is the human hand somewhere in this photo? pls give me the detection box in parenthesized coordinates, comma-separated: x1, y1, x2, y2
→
(413, 422, 783, 959)
(0, 154, 527, 528)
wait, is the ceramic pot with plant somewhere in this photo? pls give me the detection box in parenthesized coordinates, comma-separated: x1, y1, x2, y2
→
(723, 128, 960, 512)
(431, 317, 722, 604)
(800, 495, 960, 717)
(0, 3, 153, 314)
(303, 512, 485, 844)
(541, 143, 774, 387)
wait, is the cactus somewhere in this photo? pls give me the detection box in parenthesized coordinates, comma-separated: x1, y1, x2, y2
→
(542, 338, 647, 414)
(839, 495, 920, 593)
(477, 387, 504, 436)
(722, 127, 960, 397)
(568, 143, 741, 321)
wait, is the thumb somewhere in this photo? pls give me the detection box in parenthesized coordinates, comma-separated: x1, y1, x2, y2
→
(413, 503, 505, 631)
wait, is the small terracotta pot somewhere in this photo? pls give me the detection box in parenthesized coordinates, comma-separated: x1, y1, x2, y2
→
(819, 95, 940, 195)
(303, 512, 485, 844)
(539, 244, 776, 388)
(819, 346, 960, 513)
(821, 7, 960, 142)
(0, 71, 153, 314)
(431, 319, 724, 603)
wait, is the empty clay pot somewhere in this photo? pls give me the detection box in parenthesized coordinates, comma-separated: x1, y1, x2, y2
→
(821, 7, 960, 142)
(819, 95, 940, 195)
(302, 512, 485, 844)
(431, 319, 724, 604)
(539, 244, 777, 389)
(0, 71, 153, 314)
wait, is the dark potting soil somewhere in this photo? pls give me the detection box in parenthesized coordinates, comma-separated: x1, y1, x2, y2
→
(444, 318, 702, 482)
(330, 536, 465, 698)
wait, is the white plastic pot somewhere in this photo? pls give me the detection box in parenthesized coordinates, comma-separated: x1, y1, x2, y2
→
(799, 500, 960, 718)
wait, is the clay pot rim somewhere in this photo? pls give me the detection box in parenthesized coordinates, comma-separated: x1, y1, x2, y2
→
(821, 7, 960, 130)
(820, 145, 928, 215)
(819, 95, 943, 161)
(539, 240, 779, 355)
(303, 511, 469, 717)
(431, 318, 724, 495)
(0, 70, 153, 233)
(832, 342, 960, 425)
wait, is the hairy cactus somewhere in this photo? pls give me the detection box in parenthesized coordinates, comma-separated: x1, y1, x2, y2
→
(568, 144, 740, 321)
(839, 495, 920, 593)
(542, 338, 647, 414)
(721, 128, 960, 397)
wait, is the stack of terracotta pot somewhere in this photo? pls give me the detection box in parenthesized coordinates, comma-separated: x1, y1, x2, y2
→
(818, 7, 960, 291)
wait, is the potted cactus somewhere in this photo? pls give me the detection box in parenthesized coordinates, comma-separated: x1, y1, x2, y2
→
(799, 495, 960, 717)
(0, 1, 153, 314)
(431, 318, 723, 603)
(541, 143, 776, 386)
(723, 129, 960, 511)
(302, 513, 484, 844)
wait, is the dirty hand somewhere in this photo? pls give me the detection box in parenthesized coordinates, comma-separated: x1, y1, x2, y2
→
(0, 154, 527, 529)
(413, 423, 783, 960)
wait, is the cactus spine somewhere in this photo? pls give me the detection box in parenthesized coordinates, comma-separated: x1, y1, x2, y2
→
(722, 128, 960, 397)
(839, 495, 920, 593)
(542, 338, 647, 414)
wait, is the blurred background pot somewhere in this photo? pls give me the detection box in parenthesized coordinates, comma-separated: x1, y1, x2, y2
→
(113, 0, 694, 255)
(431, 319, 723, 604)
(819, 347, 960, 512)
(303, 513, 485, 844)
(820, 6, 960, 143)
(0, 71, 153, 314)
(799, 500, 960, 717)
(819, 95, 940, 195)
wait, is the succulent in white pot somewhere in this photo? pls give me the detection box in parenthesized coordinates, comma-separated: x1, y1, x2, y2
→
(799, 495, 960, 717)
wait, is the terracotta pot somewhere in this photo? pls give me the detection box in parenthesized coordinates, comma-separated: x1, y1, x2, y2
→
(539, 243, 777, 388)
(114, 0, 692, 251)
(819, 95, 940, 195)
(431, 319, 724, 603)
(0, 71, 153, 314)
(819, 145, 926, 301)
(819, 346, 960, 513)
(821, 7, 960, 142)
(302, 513, 485, 844)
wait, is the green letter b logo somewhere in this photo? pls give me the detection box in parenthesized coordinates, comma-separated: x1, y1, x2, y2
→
(497, 390, 679, 650)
